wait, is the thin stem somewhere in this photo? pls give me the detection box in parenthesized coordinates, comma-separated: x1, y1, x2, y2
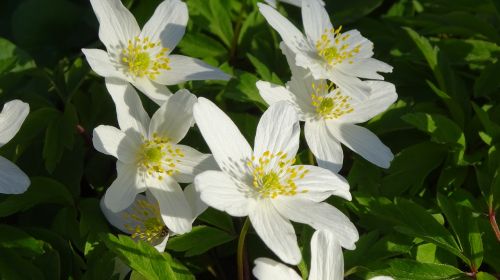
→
(308, 149, 316, 166)
(237, 217, 251, 280)
(488, 203, 500, 242)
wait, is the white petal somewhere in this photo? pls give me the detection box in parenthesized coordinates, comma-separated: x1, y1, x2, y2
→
(256, 80, 312, 121)
(0, 156, 30, 194)
(326, 122, 393, 168)
(105, 78, 150, 136)
(249, 200, 301, 265)
(172, 145, 217, 183)
(254, 102, 300, 163)
(304, 120, 343, 172)
(194, 171, 250, 217)
(264, 0, 278, 7)
(0, 100, 29, 147)
(184, 184, 208, 221)
(153, 236, 169, 252)
(339, 58, 392, 80)
(256, 81, 295, 106)
(252, 258, 302, 280)
(104, 163, 145, 212)
(310, 230, 344, 280)
(340, 81, 397, 124)
(82, 49, 126, 79)
(92, 125, 140, 163)
(149, 89, 196, 143)
(291, 165, 350, 202)
(132, 77, 172, 105)
(302, 0, 332, 43)
(330, 69, 371, 101)
(100, 194, 148, 234)
(148, 176, 193, 234)
(140, 0, 188, 51)
(274, 198, 359, 250)
(369, 277, 395, 280)
(90, 0, 140, 49)
(155, 55, 230, 85)
(257, 3, 308, 54)
(193, 98, 253, 181)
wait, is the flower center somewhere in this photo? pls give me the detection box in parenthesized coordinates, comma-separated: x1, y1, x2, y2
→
(123, 199, 169, 245)
(121, 36, 170, 80)
(138, 134, 185, 180)
(311, 82, 354, 119)
(247, 151, 308, 199)
(316, 26, 361, 65)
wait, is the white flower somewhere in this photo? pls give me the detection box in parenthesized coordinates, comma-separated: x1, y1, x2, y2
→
(253, 230, 395, 280)
(264, 0, 324, 8)
(253, 230, 343, 280)
(257, 44, 396, 171)
(93, 79, 215, 234)
(193, 99, 358, 265)
(258, 0, 392, 99)
(0, 100, 30, 194)
(82, 0, 230, 105)
(100, 185, 207, 252)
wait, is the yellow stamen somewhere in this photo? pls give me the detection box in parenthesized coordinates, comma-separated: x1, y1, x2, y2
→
(247, 151, 308, 199)
(311, 81, 354, 119)
(121, 36, 171, 79)
(123, 199, 168, 244)
(316, 27, 361, 65)
(138, 133, 184, 179)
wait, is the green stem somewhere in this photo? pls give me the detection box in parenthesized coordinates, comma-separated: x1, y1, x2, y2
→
(237, 217, 251, 280)
(308, 149, 316, 165)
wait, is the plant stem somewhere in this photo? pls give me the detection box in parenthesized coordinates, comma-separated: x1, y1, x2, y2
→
(488, 204, 500, 242)
(237, 217, 251, 280)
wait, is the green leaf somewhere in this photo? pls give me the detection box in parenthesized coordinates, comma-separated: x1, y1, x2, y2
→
(101, 234, 193, 280)
(382, 142, 446, 196)
(166, 225, 236, 257)
(0, 37, 35, 75)
(476, 272, 498, 280)
(42, 104, 78, 172)
(378, 259, 466, 280)
(402, 113, 465, 147)
(198, 207, 235, 234)
(0, 248, 45, 280)
(437, 194, 483, 269)
(0, 177, 73, 217)
(223, 71, 266, 107)
(208, 0, 234, 47)
(178, 33, 228, 59)
(0, 225, 45, 256)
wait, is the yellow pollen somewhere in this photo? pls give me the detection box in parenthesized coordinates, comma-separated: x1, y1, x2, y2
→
(247, 151, 308, 199)
(138, 133, 185, 179)
(123, 199, 168, 244)
(121, 36, 171, 80)
(311, 82, 354, 119)
(316, 27, 361, 65)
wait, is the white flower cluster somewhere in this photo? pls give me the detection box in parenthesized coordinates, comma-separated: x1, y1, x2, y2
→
(84, 0, 397, 279)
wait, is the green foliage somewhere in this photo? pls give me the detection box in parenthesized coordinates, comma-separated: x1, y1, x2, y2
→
(0, 0, 499, 279)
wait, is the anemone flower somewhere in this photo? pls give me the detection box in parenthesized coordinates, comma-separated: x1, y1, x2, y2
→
(253, 230, 394, 280)
(257, 43, 396, 172)
(258, 0, 392, 99)
(0, 100, 30, 194)
(100, 184, 207, 251)
(193, 99, 358, 265)
(83, 0, 230, 104)
(93, 79, 215, 234)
